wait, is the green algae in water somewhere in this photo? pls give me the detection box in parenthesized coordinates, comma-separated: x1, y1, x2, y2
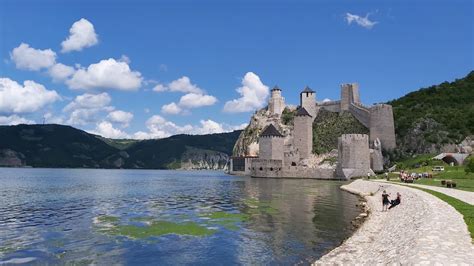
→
(97, 215, 119, 223)
(107, 221, 215, 238)
(242, 198, 279, 215)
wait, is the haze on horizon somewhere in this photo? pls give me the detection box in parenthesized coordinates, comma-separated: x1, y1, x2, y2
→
(0, 0, 472, 139)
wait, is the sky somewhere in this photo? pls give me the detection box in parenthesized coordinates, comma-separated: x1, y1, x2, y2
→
(0, 0, 472, 139)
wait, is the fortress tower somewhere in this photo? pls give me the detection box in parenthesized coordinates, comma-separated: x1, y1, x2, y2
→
(300, 86, 317, 118)
(336, 134, 372, 179)
(369, 104, 396, 150)
(268, 86, 285, 115)
(340, 83, 360, 112)
(258, 124, 284, 160)
(293, 107, 313, 159)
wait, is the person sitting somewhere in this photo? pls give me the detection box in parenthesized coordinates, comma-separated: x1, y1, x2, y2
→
(389, 192, 401, 209)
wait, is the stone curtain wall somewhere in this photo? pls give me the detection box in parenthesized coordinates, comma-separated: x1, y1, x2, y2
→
(349, 103, 370, 127)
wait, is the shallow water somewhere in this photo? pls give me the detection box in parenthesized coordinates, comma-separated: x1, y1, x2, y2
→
(0, 168, 360, 265)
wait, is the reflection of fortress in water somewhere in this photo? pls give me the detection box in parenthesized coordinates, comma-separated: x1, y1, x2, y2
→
(230, 84, 396, 179)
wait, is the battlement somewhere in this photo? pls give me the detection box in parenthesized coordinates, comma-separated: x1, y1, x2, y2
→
(370, 104, 392, 111)
(340, 134, 369, 141)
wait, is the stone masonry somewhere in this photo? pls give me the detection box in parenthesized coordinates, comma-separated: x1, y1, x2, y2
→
(293, 107, 313, 159)
(268, 86, 285, 116)
(336, 134, 373, 179)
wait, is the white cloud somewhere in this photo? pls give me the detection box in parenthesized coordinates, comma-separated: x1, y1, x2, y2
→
(44, 112, 64, 124)
(63, 92, 111, 112)
(61, 18, 99, 53)
(0, 77, 60, 113)
(91, 121, 129, 139)
(153, 76, 203, 93)
(10, 43, 56, 71)
(63, 92, 112, 125)
(345, 13, 378, 29)
(223, 72, 269, 113)
(0, 115, 34, 125)
(48, 63, 75, 81)
(161, 102, 182, 115)
(66, 58, 142, 91)
(132, 115, 245, 139)
(178, 93, 217, 108)
(107, 110, 133, 127)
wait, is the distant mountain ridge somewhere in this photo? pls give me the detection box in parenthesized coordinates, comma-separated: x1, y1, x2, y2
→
(0, 124, 241, 169)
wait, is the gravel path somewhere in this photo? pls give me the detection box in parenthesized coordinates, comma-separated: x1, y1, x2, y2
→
(375, 179, 474, 205)
(313, 180, 474, 265)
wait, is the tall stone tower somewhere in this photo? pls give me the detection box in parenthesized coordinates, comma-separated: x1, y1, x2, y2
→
(336, 134, 371, 179)
(294, 107, 313, 159)
(268, 86, 285, 115)
(369, 104, 396, 150)
(300, 86, 317, 118)
(259, 124, 284, 160)
(340, 83, 360, 112)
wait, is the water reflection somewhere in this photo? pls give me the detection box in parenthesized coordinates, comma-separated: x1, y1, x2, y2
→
(0, 168, 359, 265)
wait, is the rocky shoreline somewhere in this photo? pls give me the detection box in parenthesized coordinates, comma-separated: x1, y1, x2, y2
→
(313, 179, 474, 265)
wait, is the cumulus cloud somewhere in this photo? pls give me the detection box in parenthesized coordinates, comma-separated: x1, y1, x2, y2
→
(107, 110, 133, 127)
(178, 93, 217, 108)
(132, 115, 245, 139)
(0, 77, 60, 113)
(223, 72, 269, 113)
(48, 63, 75, 81)
(61, 18, 99, 53)
(161, 102, 182, 115)
(91, 121, 129, 139)
(153, 76, 203, 93)
(63, 92, 111, 112)
(63, 92, 112, 125)
(66, 58, 142, 91)
(0, 115, 34, 125)
(10, 43, 56, 71)
(345, 13, 378, 29)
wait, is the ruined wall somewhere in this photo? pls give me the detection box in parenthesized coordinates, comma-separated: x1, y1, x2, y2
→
(259, 136, 284, 160)
(294, 115, 313, 159)
(269, 90, 285, 115)
(336, 134, 371, 179)
(300, 92, 317, 118)
(369, 104, 396, 150)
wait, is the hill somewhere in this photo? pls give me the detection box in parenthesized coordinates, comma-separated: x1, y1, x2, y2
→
(0, 124, 241, 169)
(388, 71, 474, 156)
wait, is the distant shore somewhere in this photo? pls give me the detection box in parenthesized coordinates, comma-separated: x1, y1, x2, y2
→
(314, 179, 474, 264)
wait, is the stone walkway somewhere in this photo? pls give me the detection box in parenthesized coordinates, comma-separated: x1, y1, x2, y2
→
(313, 180, 474, 265)
(375, 179, 474, 205)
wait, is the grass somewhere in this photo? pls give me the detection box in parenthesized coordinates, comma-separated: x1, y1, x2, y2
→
(399, 185, 474, 241)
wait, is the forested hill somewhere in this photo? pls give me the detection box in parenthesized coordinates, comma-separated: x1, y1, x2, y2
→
(387, 71, 474, 155)
(0, 124, 241, 169)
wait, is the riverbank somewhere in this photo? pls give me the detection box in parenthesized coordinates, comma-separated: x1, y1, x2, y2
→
(313, 179, 474, 264)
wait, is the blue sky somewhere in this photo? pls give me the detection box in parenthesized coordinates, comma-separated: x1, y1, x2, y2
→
(0, 0, 472, 138)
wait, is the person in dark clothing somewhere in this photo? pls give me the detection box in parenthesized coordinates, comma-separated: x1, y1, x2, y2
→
(389, 192, 401, 209)
(382, 190, 390, 211)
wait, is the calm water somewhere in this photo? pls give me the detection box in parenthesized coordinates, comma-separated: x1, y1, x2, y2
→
(0, 168, 360, 265)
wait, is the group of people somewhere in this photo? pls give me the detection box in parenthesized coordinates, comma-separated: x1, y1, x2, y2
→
(381, 190, 401, 211)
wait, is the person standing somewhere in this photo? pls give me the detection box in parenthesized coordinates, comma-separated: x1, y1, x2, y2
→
(382, 190, 390, 211)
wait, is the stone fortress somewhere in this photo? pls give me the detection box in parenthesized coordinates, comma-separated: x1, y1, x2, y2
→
(230, 83, 396, 180)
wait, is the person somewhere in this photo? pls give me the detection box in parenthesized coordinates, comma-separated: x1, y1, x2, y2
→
(367, 172, 371, 179)
(389, 192, 401, 209)
(382, 190, 390, 211)
(385, 172, 389, 180)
